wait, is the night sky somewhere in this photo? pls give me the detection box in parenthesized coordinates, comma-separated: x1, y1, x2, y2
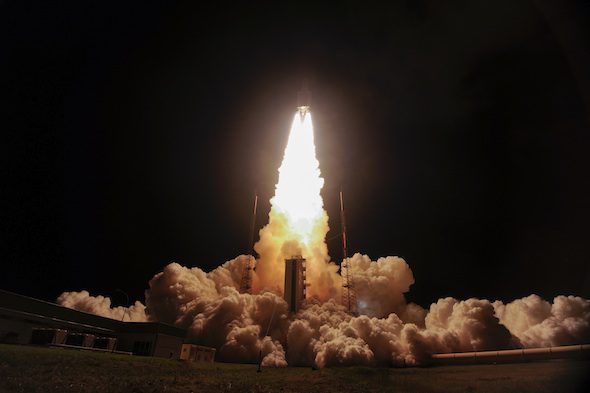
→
(2, 1, 589, 309)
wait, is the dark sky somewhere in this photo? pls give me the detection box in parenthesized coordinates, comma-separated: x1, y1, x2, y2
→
(2, 1, 589, 308)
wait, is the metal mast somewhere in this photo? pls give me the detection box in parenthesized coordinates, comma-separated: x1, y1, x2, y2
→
(240, 192, 258, 294)
(340, 188, 357, 315)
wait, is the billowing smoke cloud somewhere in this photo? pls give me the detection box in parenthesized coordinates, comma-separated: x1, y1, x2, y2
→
(494, 294, 590, 347)
(55, 112, 589, 367)
(143, 257, 289, 366)
(349, 254, 415, 318)
(58, 254, 590, 367)
(57, 290, 147, 322)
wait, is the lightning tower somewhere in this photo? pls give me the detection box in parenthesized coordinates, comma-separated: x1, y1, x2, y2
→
(340, 188, 357, 315)
(240, 192, 258, 294)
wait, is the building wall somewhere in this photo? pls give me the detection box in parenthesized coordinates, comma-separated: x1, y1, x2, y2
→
(1, 290, 186, 358)
(117, 332, 157, 355)
(0, 315, 32, 344)
(0, 290, 120, 331)
(153, 333, 184, 359)
(180, 344, 216, 362)
(196, 349, 214, 362)
(117, 332, 184, 358)
(0, 307, 114, 345)
(31, 329, 68, 345)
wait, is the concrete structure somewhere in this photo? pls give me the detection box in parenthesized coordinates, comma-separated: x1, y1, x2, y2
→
(65, 332, 95, 347)
(0, 289, 186, 358)
(93, 336, 117, 351)
(117, 322, 185, 358)
(180, 344, 216, 362)
(0, 291, 118, 344)
(284, 256, 306, 313)
(30, 328, 68, 345)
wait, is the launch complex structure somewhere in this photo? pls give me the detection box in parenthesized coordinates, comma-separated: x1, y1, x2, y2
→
(239, 86, 358, 315)
(284, 256, 307, 313)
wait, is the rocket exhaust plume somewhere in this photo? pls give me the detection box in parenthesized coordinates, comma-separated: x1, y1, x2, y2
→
(272, 112, 322, 243)
(253, 110, 340, 300)
(58, 101, 590, 368)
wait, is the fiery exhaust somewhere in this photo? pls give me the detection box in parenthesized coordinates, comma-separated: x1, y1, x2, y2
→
(253, 111, 339, 299)
(272, 112, 324, 244)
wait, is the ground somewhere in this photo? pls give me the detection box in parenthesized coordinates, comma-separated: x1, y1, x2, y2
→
(0, 344, 588, 393)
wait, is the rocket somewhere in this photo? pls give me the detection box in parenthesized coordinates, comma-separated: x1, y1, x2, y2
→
(297, 82, 311, 117)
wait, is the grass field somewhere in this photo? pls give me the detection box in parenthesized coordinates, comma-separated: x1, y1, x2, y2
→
(0, 344, 588, 393)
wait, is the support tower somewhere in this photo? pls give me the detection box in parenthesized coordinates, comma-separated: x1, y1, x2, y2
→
(284, 256, 306, 313)
(239, 192, 258, 294)
(340, 189, 358, 315)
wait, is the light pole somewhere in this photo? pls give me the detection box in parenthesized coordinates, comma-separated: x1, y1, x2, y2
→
(257, 295, 278, 373)
(111, 289, 129, 354)
(114, 289, 129, 322)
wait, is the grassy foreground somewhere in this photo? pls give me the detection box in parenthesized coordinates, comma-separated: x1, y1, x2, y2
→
(0, 344, 588, 393)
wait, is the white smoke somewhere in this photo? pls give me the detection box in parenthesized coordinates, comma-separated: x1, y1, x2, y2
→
(348, 254, 415, 318)
(494, 294, 590, 347)
(57, 254, 590, 367)
(57, 290, 147, 322)
(55, 110, 588, 367)
(143, 257, 289, 365)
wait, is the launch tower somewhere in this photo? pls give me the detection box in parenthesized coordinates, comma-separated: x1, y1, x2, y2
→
(284, 256, 306, 313)
(239, 256, 254, 294)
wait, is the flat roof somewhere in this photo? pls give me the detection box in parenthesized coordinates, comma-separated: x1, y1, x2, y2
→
(0, 307, 115, 335)
(0, 289, 186, 338)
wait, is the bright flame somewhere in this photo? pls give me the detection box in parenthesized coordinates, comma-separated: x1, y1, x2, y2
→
(253, 110, 339, 299)
(271, 112, 324, 244)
